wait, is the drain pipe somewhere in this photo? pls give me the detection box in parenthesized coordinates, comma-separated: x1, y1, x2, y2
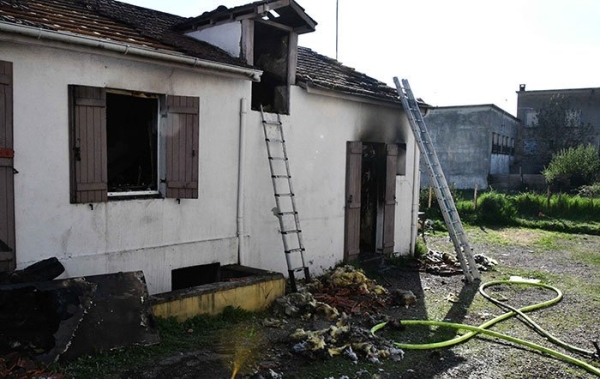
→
(409, 137, 421, 254)
(0, 22, 262, 81)
(237, 98, 248, 265)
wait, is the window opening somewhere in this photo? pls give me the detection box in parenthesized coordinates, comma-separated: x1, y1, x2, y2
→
(252, 22, 290, 113)
(106, 93, 159, 196)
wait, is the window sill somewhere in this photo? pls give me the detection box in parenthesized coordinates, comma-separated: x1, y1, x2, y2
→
(108, 191, 162, 201)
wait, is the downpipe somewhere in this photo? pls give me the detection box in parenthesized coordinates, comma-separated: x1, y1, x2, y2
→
(237, 98, 248, 265)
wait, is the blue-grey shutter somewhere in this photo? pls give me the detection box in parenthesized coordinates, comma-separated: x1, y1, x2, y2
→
(166, 95, 199, 199)
(0, 60, 15, 271)
(69, 85, 108, 203)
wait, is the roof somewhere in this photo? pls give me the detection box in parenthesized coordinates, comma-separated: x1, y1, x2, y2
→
(0, 0, 416, 105)
(297, 47, 404, 105)
(430, 104, 519, 121)
(0, 0, 248, 66)
(517, 86, 600, 95)
(176, 0, 317, 35)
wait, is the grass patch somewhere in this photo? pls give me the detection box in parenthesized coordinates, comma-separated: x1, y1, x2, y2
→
(60, 306, 257, 378)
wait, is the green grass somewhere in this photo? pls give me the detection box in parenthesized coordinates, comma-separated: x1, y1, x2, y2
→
(59, 306, 257, 378)
(422, 189, 600, 235)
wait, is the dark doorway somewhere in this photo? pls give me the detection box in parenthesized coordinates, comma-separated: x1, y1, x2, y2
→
(360, 143, 386, 253)
(344, 142, 397, 262)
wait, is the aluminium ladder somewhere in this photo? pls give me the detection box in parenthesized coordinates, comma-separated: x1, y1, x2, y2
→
(394, 78, 480, 282)
(260, 106, 310, 292)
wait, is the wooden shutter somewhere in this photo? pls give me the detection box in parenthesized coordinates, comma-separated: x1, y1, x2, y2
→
(382, 143, 398, 254)
(344, 141, 362, 261)
(166, 95, 199, 199)
(69, 85, 108, 203)
(0, 60, 15, 271)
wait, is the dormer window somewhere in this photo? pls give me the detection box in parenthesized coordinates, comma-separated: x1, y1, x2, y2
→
(252, 22, 291, 113)
(178, 1, 317, 114)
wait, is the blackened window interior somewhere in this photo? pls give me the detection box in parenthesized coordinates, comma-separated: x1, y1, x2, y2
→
(252, 22, 289, 113)
(106, 93, 158, 193)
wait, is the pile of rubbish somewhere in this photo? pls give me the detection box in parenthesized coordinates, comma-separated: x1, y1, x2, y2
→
(269, 266, 408, 363)
(422, 250, 498, 275)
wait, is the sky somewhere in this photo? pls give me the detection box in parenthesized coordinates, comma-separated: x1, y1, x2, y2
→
(120, 0, 600, 116)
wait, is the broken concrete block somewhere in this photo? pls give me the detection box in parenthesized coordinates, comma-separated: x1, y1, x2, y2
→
(0, 270, 159, 364)
(60, 271, 159, 361)
(0, 278, 97, 363)
(0, 257, 65, 284)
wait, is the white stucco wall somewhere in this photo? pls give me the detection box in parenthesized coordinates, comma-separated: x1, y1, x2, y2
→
(4, 42, 249, 294)
(185, 22, 242, 58)
(2, 40, 419, 294)
(242, 87, 419, 276)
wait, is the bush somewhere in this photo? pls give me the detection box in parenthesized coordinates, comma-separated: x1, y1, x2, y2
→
(578, 182, 600, 198)
(475, 191, 517, 225)
(543, 145, 600, 188)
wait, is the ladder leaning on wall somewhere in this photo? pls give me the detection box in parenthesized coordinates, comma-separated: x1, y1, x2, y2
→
(394, 78, 480, 283)
(260, 106, 310, 292)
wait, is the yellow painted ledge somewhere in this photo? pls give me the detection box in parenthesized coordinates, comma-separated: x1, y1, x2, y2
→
(150, 266, 285, 321)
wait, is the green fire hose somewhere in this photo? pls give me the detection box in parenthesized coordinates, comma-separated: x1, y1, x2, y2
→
(370, 279, 600, 377)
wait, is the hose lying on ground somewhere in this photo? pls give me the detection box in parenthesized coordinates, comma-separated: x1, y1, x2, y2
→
(370, 279, 600, 377)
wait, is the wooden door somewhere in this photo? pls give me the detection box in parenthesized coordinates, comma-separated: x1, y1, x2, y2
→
(344, 141, 362, 261)
(382, 144, 398, 254)
(0, 60, 15, 271)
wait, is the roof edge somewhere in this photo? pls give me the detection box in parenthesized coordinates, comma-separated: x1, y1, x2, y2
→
(0, 21, 262, 81)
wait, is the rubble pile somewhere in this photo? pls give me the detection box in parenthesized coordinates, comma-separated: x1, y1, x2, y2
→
(312, 265, 390, 315)
(422, 250, 498, 275)
(289, 321, 404, 364)
(269, 266, 406, 363)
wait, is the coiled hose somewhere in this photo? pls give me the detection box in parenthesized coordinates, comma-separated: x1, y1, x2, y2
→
(370, 279, 600, 377)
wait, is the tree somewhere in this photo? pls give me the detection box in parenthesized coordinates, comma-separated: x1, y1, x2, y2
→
(543, 144, 600, 188)
(531, 94, 595, 166)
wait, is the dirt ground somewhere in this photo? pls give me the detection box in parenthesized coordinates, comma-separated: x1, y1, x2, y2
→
(116, 227, 600, 379)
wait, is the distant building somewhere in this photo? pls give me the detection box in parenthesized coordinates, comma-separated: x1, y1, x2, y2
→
(515, 85, 600, 174)
(421, 104, 519, 190)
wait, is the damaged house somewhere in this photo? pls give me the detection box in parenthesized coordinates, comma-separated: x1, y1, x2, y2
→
(0, 0, 420, 297)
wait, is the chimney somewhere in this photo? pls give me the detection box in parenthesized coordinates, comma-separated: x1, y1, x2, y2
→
(519, 84, 526, 92)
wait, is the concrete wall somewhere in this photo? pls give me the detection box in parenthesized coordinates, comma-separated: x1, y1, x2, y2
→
(421, 105, 518, 190)
(2, 40, 419, 294)
(516, 87, 600, 174)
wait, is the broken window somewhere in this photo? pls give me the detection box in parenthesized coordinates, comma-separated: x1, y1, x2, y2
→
(252, 22, 290, 113)
(69, 86, 200, 203)
(396, 143, 407, 176)
(106, 93, 158, 195)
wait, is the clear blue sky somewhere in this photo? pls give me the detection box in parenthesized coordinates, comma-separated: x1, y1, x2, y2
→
(120, 0, 600, 116)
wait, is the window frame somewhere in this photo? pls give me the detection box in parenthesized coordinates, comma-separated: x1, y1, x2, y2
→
(105, 90, 161, 198)
(69, 85, 200, 203)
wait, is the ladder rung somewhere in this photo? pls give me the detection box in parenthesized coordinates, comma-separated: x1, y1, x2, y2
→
(285, 248, 305, 254)
(278, 211, 297, 216)
(275, 193, 294, 197)
(266, 138, 284, 143)
(263, 120, 282, 126)
(272, 175, 290, 179)
(281, 229, 301, 234)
